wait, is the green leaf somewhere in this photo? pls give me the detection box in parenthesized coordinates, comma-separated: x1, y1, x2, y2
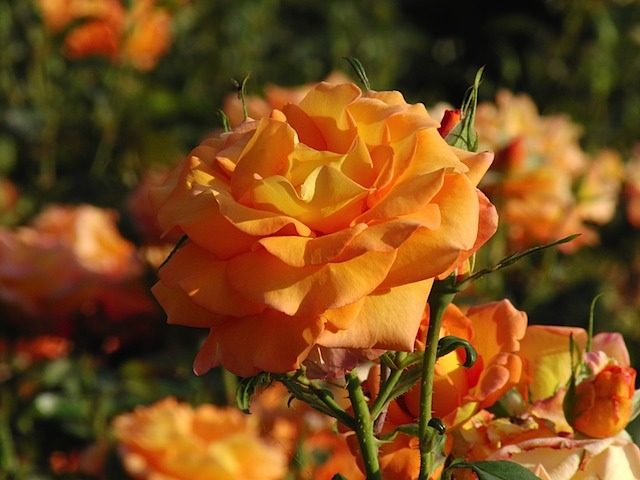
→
(235, 372, 272, 414)
(343, 56, 371, 91)
(437, 336, 477, 368)
(451, 460, 541, 480)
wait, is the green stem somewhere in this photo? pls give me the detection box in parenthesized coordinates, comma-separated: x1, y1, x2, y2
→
(418, 283, 456, 480)
(346, 369, 382, 480)
(370, 351, 407, 420)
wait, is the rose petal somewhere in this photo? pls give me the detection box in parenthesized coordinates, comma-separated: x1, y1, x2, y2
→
(151, 280, 223, 328)
(227, 247, 397, 317)
(317, 278, 433, 351)
(193, 310, 325, 376)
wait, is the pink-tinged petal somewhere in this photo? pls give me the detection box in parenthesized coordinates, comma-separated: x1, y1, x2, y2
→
(231, 118, 296, 204)
(592, 332, 631, 367)
(317, 279, 433, 351)
(151, 281, 223, 328)
(158, 242, 265, 317)
(519, 325, 588, 402)
(381, 173, 480, 287)
(227, 247, 397, 317)
(257, 224, 368, 267)
(193, 310, 325, 377)
(292, 82, 361, 153)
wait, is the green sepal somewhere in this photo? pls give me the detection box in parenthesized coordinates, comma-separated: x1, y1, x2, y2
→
(379, 423, 420, 443)
(343, 56, 371, 91)
(331, 474, 348, 480)
(218, 109, 232, 132)
(447, 460, 541, 480)
(235, 372, 272, 414)
(437, 336, 477, 368)
(445, 66, 484, 152)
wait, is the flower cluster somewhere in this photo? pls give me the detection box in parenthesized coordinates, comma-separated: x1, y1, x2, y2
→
(152, 79, 497, 377)
(361, 299, 640, 479)
(0, 204, 157, 337)
(473, 90, 625, 253)
(36, 0, 175, 71)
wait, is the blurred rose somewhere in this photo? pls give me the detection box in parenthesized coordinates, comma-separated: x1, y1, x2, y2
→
(37, 0, 173, 71)
(624, 144, 640, 228)
(0, 204, 156, 334)
(475, 90, 622, 252)
(112, 397, 288, 480)
(152, 80, 497, 377)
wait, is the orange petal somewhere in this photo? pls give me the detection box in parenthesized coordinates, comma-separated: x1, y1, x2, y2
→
(231, 118, 296, 203)
(257, 224, 368, 267)
(317, 279, 433, 351)
(151, 280, 223, 328)
(381, 173, 480, 287)
(227, 247, 397, 317)
(159, 242, 265, 317)
(193, 310, 325, 376)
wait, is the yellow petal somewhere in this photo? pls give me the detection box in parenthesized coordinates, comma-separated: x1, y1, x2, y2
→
(231, 118, 296, 204)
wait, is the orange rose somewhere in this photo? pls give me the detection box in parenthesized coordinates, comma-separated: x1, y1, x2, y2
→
(152, 81, 497, 376)
(393, 300, 526, 428)
(571, 365, 636, 439)
(112, 398, 288, 480)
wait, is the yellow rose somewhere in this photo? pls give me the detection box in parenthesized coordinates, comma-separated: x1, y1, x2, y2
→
(152, 81, 497, 376)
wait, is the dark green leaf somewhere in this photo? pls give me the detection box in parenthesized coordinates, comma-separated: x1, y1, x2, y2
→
(343, 56, 371, 91)
(437, 336, 477, 368)
(235, 372, 272, 414)
(451, 460, 541, 480)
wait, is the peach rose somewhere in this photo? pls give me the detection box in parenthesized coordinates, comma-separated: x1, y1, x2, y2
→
(0, 204, 156, 333)
(112, 397, 288, 480)
(152, 81, 497, 376)
(475, 90, 623, 252)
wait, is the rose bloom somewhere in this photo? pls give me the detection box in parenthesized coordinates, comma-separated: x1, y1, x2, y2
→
(112, 397, 288, 480)
(475, 90, 623, 252)
(388, 299, 526, 429)
(37, 0, 173, 71)
(152, 80, 497, 377)
(0, 204, 156, 334)
(448, 327, 640, 479)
